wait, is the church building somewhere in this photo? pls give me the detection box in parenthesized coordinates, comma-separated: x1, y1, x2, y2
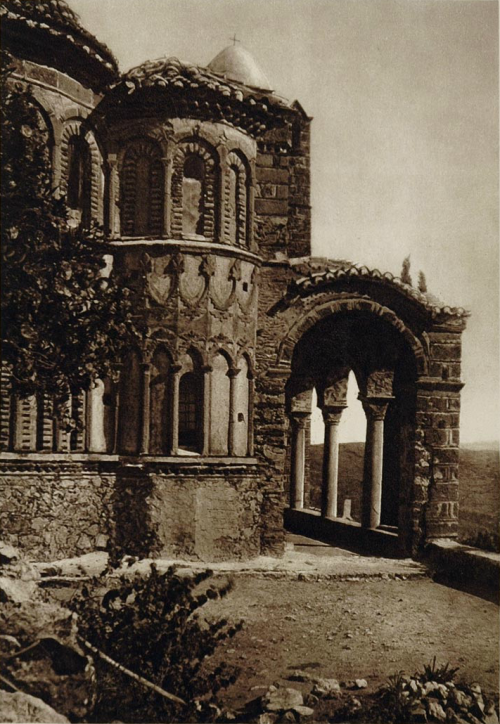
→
(0, 0, 468, 561)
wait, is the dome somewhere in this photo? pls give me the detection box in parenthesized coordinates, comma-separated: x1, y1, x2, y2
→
(208, 44, 273, 91)
(0, 0, 118, 91)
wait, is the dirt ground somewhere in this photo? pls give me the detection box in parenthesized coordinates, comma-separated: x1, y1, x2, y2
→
(204, 575, 499, 712)
(38, 536, 499, 717)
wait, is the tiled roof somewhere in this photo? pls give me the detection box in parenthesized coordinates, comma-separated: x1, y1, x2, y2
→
(290, 262, 469, 319)
(122, 56, 290, 108)
(1, 0, 118, 88)
(108, 56, 292, 135)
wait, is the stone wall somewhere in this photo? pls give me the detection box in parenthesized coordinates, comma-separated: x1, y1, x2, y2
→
(113, 463, 264, 561)
(0, 459, 267, 562)
(0, 460, 115, 561)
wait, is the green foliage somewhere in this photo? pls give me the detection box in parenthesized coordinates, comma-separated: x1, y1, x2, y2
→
(1, 50, 142, 407)
(400, 255, 412, 286)
(69, 564, 242, 723)
(418, 270, 428, 293)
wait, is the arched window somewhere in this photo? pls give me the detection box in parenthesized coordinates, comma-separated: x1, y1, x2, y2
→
(67, 136, 92, 227)
(209, 353, 231, 455)
(179, 371, 201, 452)
(150, 347, 171, 455)
(228, 165, 239, 242)
(118, 349, 141, 454)
(121, 140, 164, 237)
(226, 152, 249, 246)
(182, 155, 205, 236)
(172, 139, 219, 241)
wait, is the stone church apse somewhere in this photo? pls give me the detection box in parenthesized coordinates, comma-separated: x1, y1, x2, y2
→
(0, 0, 468, 561)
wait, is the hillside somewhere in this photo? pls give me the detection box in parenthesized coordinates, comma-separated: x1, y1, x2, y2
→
(308, 442, 499, 550)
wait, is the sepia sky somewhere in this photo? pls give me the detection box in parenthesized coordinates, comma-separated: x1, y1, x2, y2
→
(69, 0, 499, 444)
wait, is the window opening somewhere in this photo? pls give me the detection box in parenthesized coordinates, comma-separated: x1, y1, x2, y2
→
(67, 136, 92, 227)
(182, 155, 205, 237)
(179, 372, 200, 452)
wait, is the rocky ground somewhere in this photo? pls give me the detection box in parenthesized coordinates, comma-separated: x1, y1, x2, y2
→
(1, 536, 498, 723)
(203, 575, 499, 713)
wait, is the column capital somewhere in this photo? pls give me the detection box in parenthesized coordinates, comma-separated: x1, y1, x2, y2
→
(322, 404, 347, 425)
(359, 395, 394, 421)
(289, 411, 310, 430)
(170, 364, 182, 374)
(228, 368, 241, 379)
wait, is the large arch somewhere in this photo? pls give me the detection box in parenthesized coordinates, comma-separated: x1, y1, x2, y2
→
(276, 296, 429, 377)
(262, 272, 464, 557)
(283, 307, 418, 545)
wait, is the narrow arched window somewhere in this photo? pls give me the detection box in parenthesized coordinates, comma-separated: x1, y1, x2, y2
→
(226, 152, 249, 246)
(150, 348, 171, 455)
(209, 353, 231, 455)
(121, 140, 164, 237)
(182, 155, 205, 237)
(172, 139, 219, 241)
(228, 165, 239, 243)
(179, 371, 201, 452)
(118, 349, 141, 454)
(67, 136, 92, 227)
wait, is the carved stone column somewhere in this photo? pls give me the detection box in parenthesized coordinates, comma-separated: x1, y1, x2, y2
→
(169, 364, 182, 455)
(202, 365, 212, 456)
(321, 405, 346, 519)
(289, 412, 309, 509)
(360, 396, 393, 529)
(140, 363, 152, 455)
(228, 368, 241, 456)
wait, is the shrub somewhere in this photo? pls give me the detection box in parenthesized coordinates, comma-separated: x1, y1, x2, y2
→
(419, 656, 459, 684)
(69, 564, 242, 723)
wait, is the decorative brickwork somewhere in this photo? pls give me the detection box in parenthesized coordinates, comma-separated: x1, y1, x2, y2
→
(1, 4, 468, 561)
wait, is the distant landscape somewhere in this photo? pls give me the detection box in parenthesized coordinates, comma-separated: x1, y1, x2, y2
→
(308, 442, 499, 551)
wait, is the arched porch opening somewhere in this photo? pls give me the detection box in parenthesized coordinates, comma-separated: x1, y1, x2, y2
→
(284, 309, 418, 551)
(309, 373, 366, 522)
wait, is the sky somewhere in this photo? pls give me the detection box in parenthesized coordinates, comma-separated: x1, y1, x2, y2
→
(69, 0, 499, 444)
